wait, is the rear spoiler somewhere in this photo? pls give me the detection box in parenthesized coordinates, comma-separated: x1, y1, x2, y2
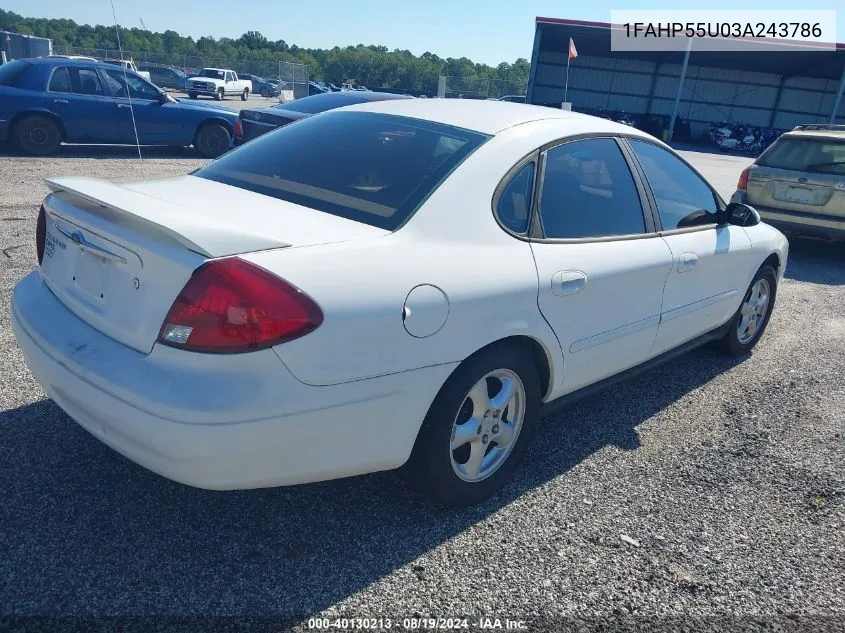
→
(46, 176, 291, 258)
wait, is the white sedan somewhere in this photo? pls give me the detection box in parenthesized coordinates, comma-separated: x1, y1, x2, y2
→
(11, 100, 788, 507)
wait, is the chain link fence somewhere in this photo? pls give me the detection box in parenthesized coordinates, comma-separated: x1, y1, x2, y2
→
(53, 45, 309, 100)
(437, 76, 527, 100)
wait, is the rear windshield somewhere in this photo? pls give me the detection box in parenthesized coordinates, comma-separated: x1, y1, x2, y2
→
(0, 59, 32, 86)
(195, 111, 489, 230)
(758, 137, 845, 175)
(275, 92, 376, 114)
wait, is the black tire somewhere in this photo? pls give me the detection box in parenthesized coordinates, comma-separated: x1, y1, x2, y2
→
(716, 264, 778, 356)
(194, 122, 231, 159)
(187, 92, 197, 99)
(13, 114, 62, 156)
(215, 87, 224, 101)
(404, 342, 541, 507)
(241, 88, 249, 101)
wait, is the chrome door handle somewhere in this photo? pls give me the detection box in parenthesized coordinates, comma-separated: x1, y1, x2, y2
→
(53, 99, 69, 105)
(117, 103, 132, 109)
(678, 253, 698, 272)
(552, 270, 587, 296)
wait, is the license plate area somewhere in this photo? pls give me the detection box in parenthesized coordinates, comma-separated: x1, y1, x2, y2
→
(774, 183, 830, 206)
(73, 250, 113, 300)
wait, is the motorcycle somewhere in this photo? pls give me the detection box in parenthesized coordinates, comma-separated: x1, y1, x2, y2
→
(615, 112, 636, 127)
(705, 121, 733, 143)
(717, 127, 761, 154)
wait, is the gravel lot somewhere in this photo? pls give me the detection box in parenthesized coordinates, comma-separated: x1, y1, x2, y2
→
(0, 140, 843, 631)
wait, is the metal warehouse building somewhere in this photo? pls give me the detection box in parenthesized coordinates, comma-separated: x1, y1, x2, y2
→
(1, 31, 52, 61)
(527, 17, 845, 140)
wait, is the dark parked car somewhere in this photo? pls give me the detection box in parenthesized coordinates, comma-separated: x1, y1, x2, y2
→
(0, 57, 239, 157)
(308, 81, 329, 95)
(235, 90, 412, 144)
(240, 73, 279, 98)
(139, 65, 188, 91)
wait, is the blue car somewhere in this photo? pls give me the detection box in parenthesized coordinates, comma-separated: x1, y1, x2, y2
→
(0, 57, 240, 158)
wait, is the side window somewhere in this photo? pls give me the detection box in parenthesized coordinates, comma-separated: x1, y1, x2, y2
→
(103, 69, 160, 100)
(225, 72, 234, 82)
(67, 68, 104, 96)
(497, 162, 535, 234)
(538, 138, 646, 239)
(48, 67, 71, 92)
(629, 139, 719, 230)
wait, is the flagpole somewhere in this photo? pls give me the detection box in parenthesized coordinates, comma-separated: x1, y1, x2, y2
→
(565, 55, 570, 103)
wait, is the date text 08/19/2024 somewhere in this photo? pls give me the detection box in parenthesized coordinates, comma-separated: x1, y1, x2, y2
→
(307, 617, 528, 630)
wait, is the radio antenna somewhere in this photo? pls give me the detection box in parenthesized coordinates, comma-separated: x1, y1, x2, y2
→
(109, 0, 145, 178)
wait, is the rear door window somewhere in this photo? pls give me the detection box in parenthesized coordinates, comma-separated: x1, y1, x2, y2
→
(59, 68, 105, 96)
(538, 138, 647, 239)
(195, 111, 489, 230)
(758, 137, 845, 175)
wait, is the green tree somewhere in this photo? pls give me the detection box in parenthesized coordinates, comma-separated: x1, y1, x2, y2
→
(0, 8, 529, 95)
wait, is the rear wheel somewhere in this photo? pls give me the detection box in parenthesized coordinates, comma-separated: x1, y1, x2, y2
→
(716, 264, 778, 356)
(194, 122, 231, 159)
(405, 343, 541, 507)
(241, 88, 249, 101)
(13, 114, 62, 156)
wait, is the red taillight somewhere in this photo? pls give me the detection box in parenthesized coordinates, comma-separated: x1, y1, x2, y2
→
(233, 118, 243, 138)
(36, 205, 46, 265)
(737, 166, 750, 190)
(158, 258, 323, 354)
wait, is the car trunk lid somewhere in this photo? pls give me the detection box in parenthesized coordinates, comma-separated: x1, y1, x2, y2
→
(40, 176, 387, 354)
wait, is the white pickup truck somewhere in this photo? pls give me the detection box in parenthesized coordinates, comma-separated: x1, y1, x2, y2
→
(186, 68, 252, 101)
(101, 59, 151, 82)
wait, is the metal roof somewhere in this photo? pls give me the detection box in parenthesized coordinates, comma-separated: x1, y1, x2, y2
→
(535, 17, 845, 80)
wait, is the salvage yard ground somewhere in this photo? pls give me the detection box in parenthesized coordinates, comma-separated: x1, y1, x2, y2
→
(0, 134, 843, 625)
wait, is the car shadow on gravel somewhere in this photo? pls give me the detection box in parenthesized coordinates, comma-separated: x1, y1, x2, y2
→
(783, 237, 845, 286)
(0, 345, 748, 619)
(0, 144, 203, 160)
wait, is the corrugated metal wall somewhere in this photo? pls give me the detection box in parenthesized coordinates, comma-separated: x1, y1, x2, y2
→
(1, 31, 53, 60)
(532, 48, 845, 135)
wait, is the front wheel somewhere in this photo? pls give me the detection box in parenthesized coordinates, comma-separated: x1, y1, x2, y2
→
(194, 122, 231, 159)
(187, 92, 197, 99)
(716, 264, 778, 356)
(215, 88, 224, 101)
(405, 343, 541, 507)
(241, 88, 249, 101)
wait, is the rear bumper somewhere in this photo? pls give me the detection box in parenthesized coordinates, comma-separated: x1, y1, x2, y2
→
(11, 271, 454, 490)
(730, 192, 845, 239)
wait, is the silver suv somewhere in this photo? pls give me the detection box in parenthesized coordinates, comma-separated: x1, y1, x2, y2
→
(731, 124, 845, 240)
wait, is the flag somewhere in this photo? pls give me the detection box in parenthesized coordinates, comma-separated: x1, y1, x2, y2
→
(569, 37, 578, 60)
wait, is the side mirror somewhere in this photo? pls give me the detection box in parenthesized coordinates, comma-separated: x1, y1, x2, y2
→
(724, 202, 761, 227)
